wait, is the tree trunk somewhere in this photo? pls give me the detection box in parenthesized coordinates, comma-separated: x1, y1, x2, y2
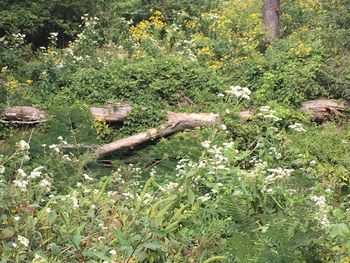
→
(263, 0, 281, 40)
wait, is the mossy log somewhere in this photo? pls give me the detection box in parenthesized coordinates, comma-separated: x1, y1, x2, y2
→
(301, 99, 346, 123)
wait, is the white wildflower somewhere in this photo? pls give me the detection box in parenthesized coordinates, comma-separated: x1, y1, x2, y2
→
(29, 166, 44, 179)
(233, 190, 243, 196)
(33, 166, 44, 172)
(109, 249, 117, 255)
(83, 173, 93, 181)
(220, 124, 227, 130)
(17, 140, 30, 151)
(311, 195, 329, 228)
(198, 193, 211, 202)
(266, 168, 294, 181)
(29, 169, 42, 179)
(39, 179, 51, 188)
(49, 144, 60, 153)
(13, 179, 28, 191)
(289, 122, 306, 132)
(18, 235, 29, 247)
(17, 169, 27, 177)
(225, 85, 251, 99)
(150, 169, 156, 177)
(159, 182, 179, 192)
(223, 142, 234, 149)
(266, 188, 273, 194)
(33, 254, 44, 261)
(62, 154, 72, 161)
(311, 195, 326, 207)
(201, 140, 211, 149)
(14, 216, 20, 221)
(0, 165, 5, 174)
(71, 196, 79, 209)
(122, 192, 133, 198)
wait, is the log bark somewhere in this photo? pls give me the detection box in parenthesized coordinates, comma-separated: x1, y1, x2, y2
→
(95, 112, 220, 158)
(301, 99, 346, 123)
(0, 106, 46, 124)
(263, 0, 281, 40)
(90, 104, 132, 122)
(1, 104, 132, 124)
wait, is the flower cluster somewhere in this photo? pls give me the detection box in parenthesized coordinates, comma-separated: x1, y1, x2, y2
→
(17, 140, 30, 151)
(289, 122, 307, 132)
(258, 106, 282, 122)
(311, 195, 330, 228)
(266, 168, 295, 182)
(225, 85, 251, 100)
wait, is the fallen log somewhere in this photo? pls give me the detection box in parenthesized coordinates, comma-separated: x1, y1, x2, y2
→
(90, 104, 132, 122)
(301, 99, 346, 123)
(0, 106, 46, 124)
(95, 112, 220, 158)
(1, 104, 132, 124)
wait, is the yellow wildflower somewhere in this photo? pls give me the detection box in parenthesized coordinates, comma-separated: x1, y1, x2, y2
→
(198, 46, 215, 57)
(4, 76, 19, 92)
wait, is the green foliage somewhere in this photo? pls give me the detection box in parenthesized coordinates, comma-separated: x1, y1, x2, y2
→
(1, 0, 350, 262)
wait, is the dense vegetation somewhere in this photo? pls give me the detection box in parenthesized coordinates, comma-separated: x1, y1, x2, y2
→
(1, 0, 350, 262)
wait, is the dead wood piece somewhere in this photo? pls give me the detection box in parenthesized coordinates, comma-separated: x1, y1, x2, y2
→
(238, 110, 253, 120)
(90, 104, 132, 122)
(95, 112, 220, 158)
(0, 106, 46, 124)
(301, 99, 346, 123)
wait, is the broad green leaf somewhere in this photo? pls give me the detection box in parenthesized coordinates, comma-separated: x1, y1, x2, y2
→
(144, 241, 162, 251)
